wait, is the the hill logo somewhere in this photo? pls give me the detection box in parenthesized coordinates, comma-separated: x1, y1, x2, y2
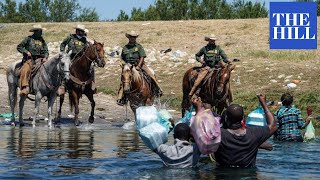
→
(270, 2, 317, 49)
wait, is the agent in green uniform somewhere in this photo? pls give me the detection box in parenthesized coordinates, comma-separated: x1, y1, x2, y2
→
(189, 34, 231, 97)
(17, 24, 49, 96)
(117, 31, 163, 106)
(59, 25, 96, 94)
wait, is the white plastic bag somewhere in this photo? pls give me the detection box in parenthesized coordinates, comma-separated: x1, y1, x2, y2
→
(139, 122, 168, 150)
(304, 120, 315, 140)
(136, 106, 158, 130)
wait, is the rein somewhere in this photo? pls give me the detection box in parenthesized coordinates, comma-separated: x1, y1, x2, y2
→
(40, 59, 64, 90)
(69, 44, 99, 90)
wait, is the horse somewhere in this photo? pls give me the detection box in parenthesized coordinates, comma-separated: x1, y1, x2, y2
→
(121, 63, 155, 116)
(6, 52, 71, 127)
(59, 41, 106, 126)
(181, 62, 235, 116)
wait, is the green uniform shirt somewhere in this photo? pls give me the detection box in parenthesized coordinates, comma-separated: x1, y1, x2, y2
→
(121, 43, 146, 65)
(60, 34, 88, 55)
(195, 44, 228, 67)
(17, 35, 49, 58)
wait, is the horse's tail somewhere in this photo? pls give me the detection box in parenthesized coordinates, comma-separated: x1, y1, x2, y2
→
(6, 63, 18, 113)
(69, 93, 74, 112)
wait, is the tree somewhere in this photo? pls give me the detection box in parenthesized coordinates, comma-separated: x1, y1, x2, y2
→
(117, 10, 129, 21)
(0, 0, 100, 22)
(130, 7, 145, 21)
(76, 8, 99, 22)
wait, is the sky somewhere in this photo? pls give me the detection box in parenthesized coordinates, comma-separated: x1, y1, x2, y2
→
(77, 0, 294, 20)
(13, 0, 294, 20)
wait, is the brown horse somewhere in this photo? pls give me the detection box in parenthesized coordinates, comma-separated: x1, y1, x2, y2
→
(181, 62, 235, 116)
(121, 63, 154, 116)
(58, 41, 106, 126)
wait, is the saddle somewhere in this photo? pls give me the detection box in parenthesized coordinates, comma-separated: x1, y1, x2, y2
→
(14, 58, 43, 77)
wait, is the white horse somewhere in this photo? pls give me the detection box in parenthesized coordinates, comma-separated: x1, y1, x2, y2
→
(6, 52, 71, 127)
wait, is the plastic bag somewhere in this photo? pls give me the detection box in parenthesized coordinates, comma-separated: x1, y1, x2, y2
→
(172, 109, 194, 134)
(136, 106, 158, 130)
(158, 109, 173, 133)
(190, 108, 221, 155)
(139, 122, 168, 150)
(304, 120, 315, 140)
(246, 106, 267, 127)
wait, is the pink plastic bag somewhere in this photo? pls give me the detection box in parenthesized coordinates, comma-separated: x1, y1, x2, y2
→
(190, 108, 221, 154)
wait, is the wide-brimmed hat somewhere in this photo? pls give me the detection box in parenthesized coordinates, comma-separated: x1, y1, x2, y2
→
(74, 24, 86, 32)
(125, 31, 139, 38)
(29, 24, 47, 32)
(205, 34, 217, 41)
(84, 29, 89, 33)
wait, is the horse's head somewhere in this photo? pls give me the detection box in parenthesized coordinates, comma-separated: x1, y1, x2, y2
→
(58, 52, 71, 81)
(121, 64, 133, 93)
(216, 62, 235, 96)
(92, 40, 106, 67)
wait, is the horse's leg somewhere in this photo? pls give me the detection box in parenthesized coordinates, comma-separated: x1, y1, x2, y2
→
(71, 90, 81, 126)
(85, 90, 95, 124)
(181, 92, 192, 118)
(57, 94, 64, 119)
(8, 82, 17, 124)
(47, 92, 57, 127)
(18, 95, 27, 126)
(33, 92, 42, 126)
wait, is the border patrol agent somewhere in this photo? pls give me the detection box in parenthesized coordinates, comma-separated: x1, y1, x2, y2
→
(189, 34, 231, 98)
(17, 24, 49, 96)
(117, 31, 163, 106)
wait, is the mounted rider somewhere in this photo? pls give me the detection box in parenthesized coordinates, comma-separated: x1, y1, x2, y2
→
(189, 34, 232, 98)
(17, 24, 49, 96)
(60, 24, 96, 95)
(116, 31, 163, 106)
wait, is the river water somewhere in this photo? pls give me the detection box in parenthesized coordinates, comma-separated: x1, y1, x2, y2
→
(0, 120, 319, 179)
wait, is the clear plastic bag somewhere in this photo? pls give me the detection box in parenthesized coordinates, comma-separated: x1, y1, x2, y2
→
(136, 106, 158, 130)
(304, 120, 315, 141)
(246, 106, 267, 127)
(139, 122, 168, 150)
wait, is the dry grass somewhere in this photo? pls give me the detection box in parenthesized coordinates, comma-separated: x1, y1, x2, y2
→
(0, 19, 320, 126)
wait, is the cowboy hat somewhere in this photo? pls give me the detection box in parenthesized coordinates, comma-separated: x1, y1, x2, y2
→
(74, 24, 86, 32)
(205, 34, 217, 41)
(125, 31, 139, 38)
(29, 24, 47, 32)
(84, 29, 89, 33)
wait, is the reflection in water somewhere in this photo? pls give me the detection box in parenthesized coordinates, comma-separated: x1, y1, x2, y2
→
(116, 129, 144, 158)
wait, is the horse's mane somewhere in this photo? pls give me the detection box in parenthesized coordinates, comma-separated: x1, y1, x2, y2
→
(123, 64, 141, 82)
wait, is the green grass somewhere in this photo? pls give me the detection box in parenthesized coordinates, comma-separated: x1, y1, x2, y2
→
(247, 50, 317, 61)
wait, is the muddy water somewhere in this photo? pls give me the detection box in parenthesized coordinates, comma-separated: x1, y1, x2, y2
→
(0, 121, 319, 179)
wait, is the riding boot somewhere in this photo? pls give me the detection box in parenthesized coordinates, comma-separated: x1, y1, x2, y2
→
(20, 59, 32, 89)
(189, 68, 209, 97)
(57, 80, 66, 96)
(20, 86, 29, 96)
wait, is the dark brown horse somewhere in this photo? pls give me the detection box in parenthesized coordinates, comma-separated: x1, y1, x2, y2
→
(181, 62, 235, 116)
(121, 63, 154, 116)
(58, 41, 106, 126)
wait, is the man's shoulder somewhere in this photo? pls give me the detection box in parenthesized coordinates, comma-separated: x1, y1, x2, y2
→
(135, 43, 144, 48)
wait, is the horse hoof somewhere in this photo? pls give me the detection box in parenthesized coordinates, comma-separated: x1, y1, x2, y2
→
(75, 121, 81, 126)
(88, 116, 94, 123)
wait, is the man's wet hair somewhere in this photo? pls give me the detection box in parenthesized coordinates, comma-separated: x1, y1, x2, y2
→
(174, 123, 190, 141)
(281, 93, 293, 106)
(225, 104, 244, 129)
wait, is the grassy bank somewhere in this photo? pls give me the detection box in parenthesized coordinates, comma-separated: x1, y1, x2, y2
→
(0, 19, 319, 128)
